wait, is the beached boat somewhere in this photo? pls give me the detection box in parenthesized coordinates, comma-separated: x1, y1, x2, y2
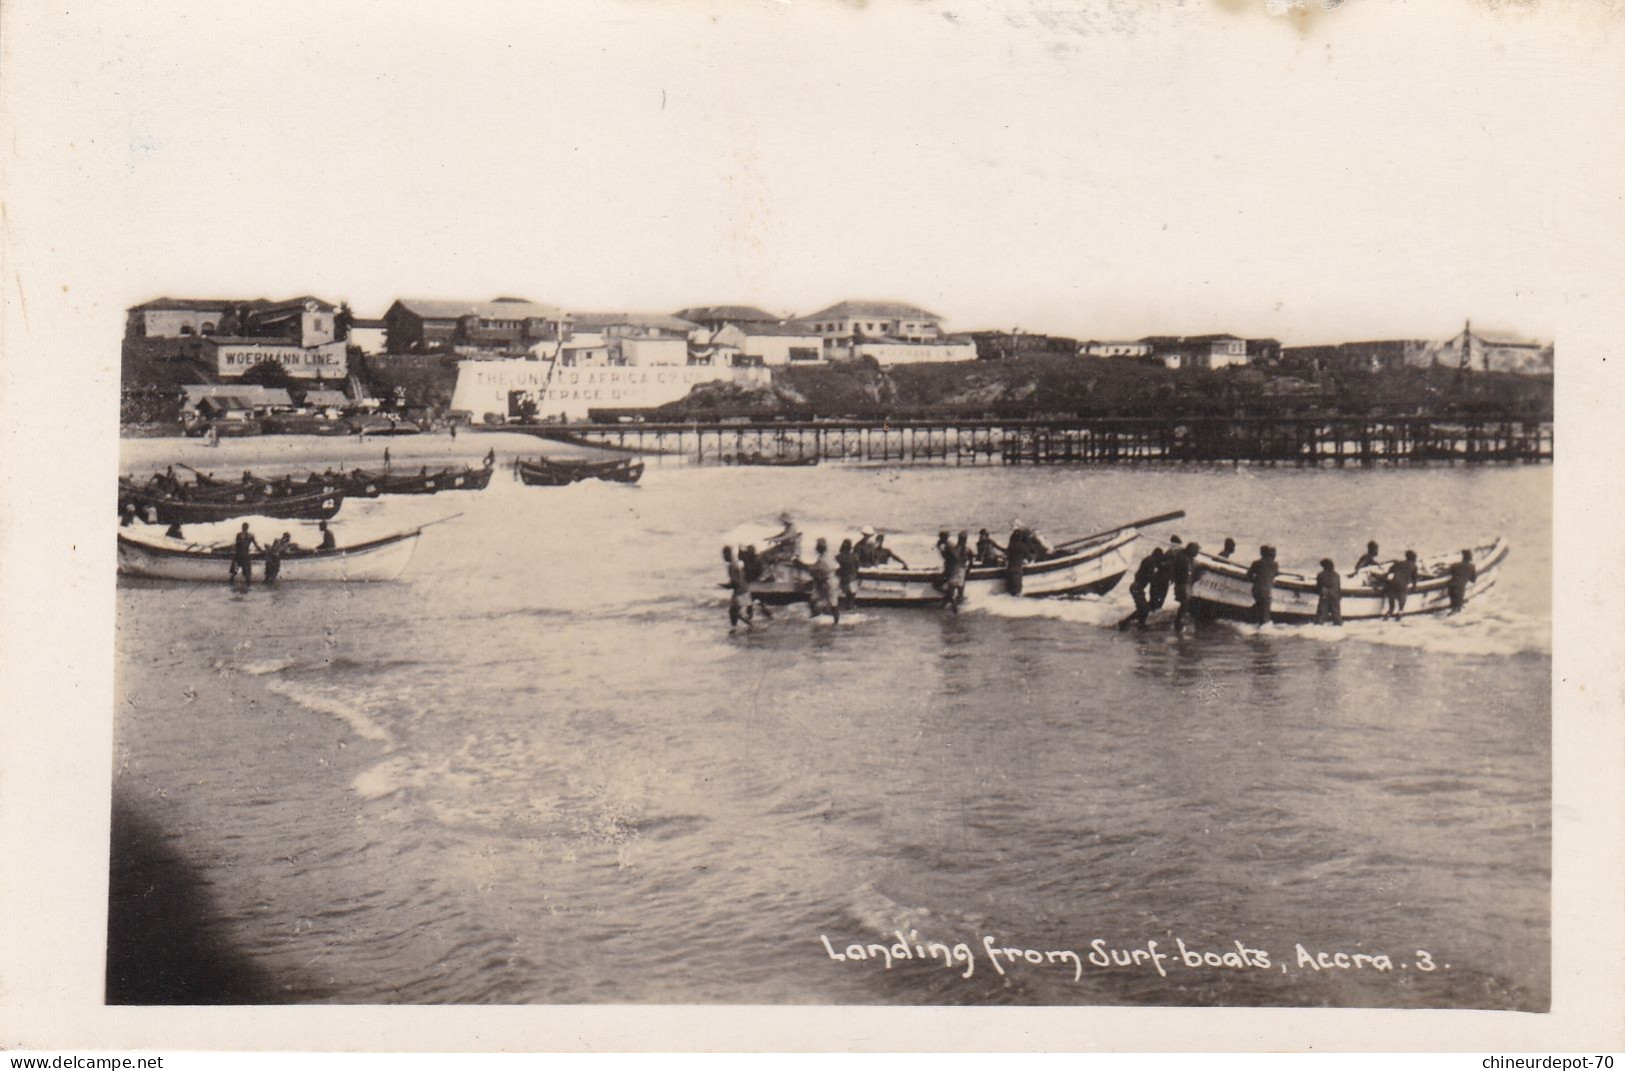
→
(744, 527, 1146, 607)
(350, 464, 496, 496)
(515, 456, 644, 486)
(118, 527, 420, 582)
(137, 485, 346, 525)
(179, 473, 344, 503)
(1184, 537, 1509, 624)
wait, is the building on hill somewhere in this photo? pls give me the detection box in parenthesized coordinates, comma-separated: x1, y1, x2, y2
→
(674, 305, 783, 331)
(546, 311, 697, 368)
(1141, 334, 1251, 371)
(1078, 339, 1154, 359)
(382, 298, 573, 355)
(1436, 323, 1553, 374)
(125, 295, 340, 343)
(243, 296, 339, 346)
(1247, 338, 1283, 365)
(568, 311, 697, 339)
(126, 297, 259, 339)
(794, 300, 975, 363)
(1281, 326, 1551, 376)
(690, 321, 826, 368)
(124, 295, 350, 387)
(798, 300, 944, 343)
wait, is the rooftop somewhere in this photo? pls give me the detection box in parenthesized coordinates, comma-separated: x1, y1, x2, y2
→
(675, 305, 782, 324)
(129, 297, 269, 312)
(799, 300, 943, 322)
(389, 298, 570, 321)
(569, 311, 698, 334)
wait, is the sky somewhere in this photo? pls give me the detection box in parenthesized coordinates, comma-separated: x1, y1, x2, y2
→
(6, 0, 1625, 350)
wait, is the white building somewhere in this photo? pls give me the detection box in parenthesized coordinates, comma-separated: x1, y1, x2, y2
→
(697, 322, 826, 367)
(1143, 335, 1251, 370)
(1079, 340, 1154, 359)
(793, 300, 976, 364)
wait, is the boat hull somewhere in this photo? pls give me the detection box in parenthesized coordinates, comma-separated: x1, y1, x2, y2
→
(516, 457, 644, 486)
(142, 488, 346, 525)
(118, 530, 419, 582)
(376, 466, 495, 495)
(1186, 538, 1509, 624)
(746, 529, 1139, 607)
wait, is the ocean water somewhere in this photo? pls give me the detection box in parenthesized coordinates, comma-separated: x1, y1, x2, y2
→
(110, 460, 1550, 1007)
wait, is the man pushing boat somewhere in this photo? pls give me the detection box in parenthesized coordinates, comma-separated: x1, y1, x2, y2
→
(228, 522, 261, 586)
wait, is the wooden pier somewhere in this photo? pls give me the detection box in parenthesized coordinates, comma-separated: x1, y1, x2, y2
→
(498, 416, 1553, 466)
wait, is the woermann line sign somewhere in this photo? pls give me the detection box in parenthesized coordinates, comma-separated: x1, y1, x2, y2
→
(206, 339, 349, 379)
(450, 358, 763, 421)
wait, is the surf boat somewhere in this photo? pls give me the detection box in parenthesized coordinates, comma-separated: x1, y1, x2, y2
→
(1185, 537, 1509, 624)
(117, 527, 421, 582)
(515, 455, 644, 487)
(346, 464, 495, 496)
(740, 516, 1181, 608)
(129, 485, 345, 525)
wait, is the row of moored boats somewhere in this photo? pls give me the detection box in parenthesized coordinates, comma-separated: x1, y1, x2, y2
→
(116, 452, 646, 581)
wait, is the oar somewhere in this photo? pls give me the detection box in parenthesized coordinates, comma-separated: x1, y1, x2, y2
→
(412, 512, 465, 534)
(1051, 510, 1187, 552)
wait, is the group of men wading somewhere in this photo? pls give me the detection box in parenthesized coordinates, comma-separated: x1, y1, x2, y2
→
(224, 520, 338, 586)
(722, 516, 1054, 628)
(1118, 536, 1479, 631)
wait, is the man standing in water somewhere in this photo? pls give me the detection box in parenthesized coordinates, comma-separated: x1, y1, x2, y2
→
(805, 538, 840, 624)
(1118, 546, 1165, 632)
(1446, 549, 1478, 614)
(722, 546, 754, 630)
(263, 533, 292, 585)
(228, 522, 261, 585)
(933, 531, 954, 592)
(836, 538, 861, 610)
(1005, 520, 1041, 595)
(1383, 549, 1420, 618)
(1314, 558, 1343, 625)
(1245, 545, 1279, 626)
(943, 531, 971, 612)
(1170, 541, 1202, 634)
(1147, 540, 1174, 613)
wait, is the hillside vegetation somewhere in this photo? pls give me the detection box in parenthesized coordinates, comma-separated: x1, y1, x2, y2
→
(653, 355, 1552, 422)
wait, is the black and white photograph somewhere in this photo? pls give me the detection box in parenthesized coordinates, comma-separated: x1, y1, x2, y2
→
(2, 0, 1622, 1055)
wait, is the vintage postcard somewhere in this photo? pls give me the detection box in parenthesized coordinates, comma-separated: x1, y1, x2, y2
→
(2, 0, 1621, 1055)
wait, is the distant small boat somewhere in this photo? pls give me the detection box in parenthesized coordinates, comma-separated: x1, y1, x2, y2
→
(729, 453, 818, 467)
(516, 455, 644, 486)
(118, 527, 420, 582)
(1186, 537, 1509, 623)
